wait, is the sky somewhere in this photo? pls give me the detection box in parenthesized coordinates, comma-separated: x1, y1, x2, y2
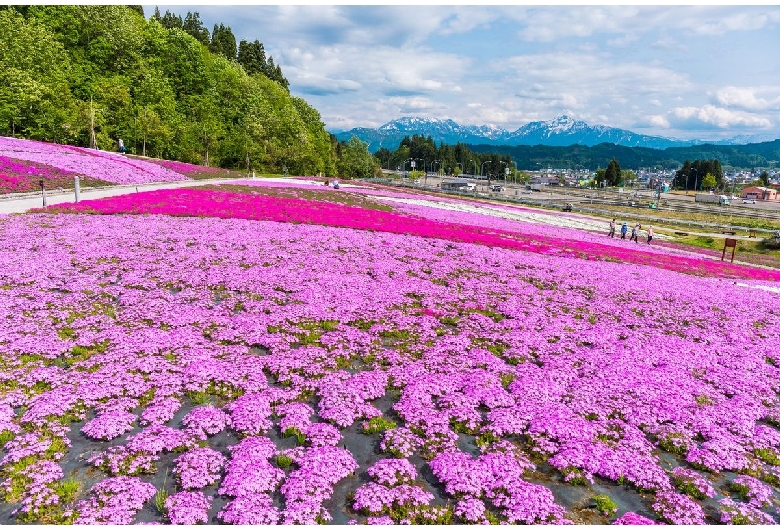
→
(144, 4, 780, 141)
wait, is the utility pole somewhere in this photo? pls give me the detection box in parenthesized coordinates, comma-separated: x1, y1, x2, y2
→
(89, 97, 97, 150)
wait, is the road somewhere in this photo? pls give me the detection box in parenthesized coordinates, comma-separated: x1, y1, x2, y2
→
(0, 177, 252, 215)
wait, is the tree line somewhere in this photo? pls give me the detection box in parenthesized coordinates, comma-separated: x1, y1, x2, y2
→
(468, 140, 780, 171)
(0, 5, 337, 176)
(151, 8, 289, 90)
(373, 135, 514, 178)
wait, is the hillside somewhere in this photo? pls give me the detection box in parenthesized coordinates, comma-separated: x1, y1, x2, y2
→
(0, 6, 337, 176)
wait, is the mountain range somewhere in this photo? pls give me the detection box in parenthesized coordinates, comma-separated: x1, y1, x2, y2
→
(332, 115, 778, 153)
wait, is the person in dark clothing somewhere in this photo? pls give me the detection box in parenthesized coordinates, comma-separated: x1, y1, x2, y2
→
(620, 222, 628, 239)
(630, 223, 641, 243)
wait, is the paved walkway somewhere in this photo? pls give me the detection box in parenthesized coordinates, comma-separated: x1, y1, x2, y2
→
(0, 177, 252, 215)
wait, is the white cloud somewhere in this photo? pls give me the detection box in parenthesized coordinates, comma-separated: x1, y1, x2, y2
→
(387, 97, 440, 112)
(714, 87, 780, 112)
(672, 105, 772, 128)
(648, 115, 671, 128)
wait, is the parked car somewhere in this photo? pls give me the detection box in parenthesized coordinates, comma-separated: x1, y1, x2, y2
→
(742, 198, 756, 204)
(491, 185, 502, 192)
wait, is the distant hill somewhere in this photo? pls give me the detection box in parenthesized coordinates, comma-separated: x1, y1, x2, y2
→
(468, 139, 780, 171)
(333, 115, 779, 153)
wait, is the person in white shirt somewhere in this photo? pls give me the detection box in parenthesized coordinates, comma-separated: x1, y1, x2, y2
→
(647, 225, 654, 244)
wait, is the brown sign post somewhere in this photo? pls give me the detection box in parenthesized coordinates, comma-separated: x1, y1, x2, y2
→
(722, 238, 737, 263)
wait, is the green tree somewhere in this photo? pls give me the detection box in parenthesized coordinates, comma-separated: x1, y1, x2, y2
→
(702, 172, 717, 190)
(0, 8, 77, 141)
(338, 136, 377, 179)
(237, 39, 266, 75)
(621, 169, 638, 187)
(604, 158, 622, 186)
(759, 171, 770, 187)
(157, 9, 182, 30)
(182, 11, 209, 45)
(210, 23, 236, 60)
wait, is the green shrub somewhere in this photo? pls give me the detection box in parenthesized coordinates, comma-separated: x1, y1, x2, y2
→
(276, 454, 293, 468)
(593, 494, 618, 516)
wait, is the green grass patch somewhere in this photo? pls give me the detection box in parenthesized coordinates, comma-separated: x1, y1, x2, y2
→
(362, 416, 397, 434)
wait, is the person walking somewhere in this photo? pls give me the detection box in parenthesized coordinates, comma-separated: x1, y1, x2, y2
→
(118, 138, 127, 153)
(647, 225, 654, 244)
(620, 222, 628, 239)
(630, 223, 641, 243)
(608, 218, 616, 238)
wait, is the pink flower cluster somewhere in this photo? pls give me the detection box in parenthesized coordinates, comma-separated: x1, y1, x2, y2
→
(140, 397, 181, 425)
(612, 511, 659, 524)
(670, 467, 716, 499)
(718, 498, 776, 525)
(181, 405, 231, 438)
(280, 446, 358, 524)
(651, 491, 707, 525)
(75, 476, 156, 524)
(218, 436, 284, 497)
(732, 474, 774, 507)
(164, 490, 212, 524)
(81, 409, 136, 440)
(173, 447, 226, 490)
(366, 458, 418, 487)
(430, 449, 567, 524)
(0, 137, 189, 185)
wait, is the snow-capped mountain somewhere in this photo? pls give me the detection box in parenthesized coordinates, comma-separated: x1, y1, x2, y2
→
(332, 115, 773, 153)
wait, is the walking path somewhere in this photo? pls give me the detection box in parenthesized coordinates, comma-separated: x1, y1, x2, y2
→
(0, 177, 251, 215)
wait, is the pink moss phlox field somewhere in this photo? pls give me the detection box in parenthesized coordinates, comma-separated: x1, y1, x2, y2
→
(0, 136, 188, 186)
(47, 187, 780, 281)
(2, 179, 780, 524)
(0, 154, 93, 193)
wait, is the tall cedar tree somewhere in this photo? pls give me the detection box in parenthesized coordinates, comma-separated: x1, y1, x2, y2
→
(210, 23, 236, 59)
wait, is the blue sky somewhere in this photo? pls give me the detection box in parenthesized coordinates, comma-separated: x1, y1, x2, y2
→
(144, 4, 780, 141)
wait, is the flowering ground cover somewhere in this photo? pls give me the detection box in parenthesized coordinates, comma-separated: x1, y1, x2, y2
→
(44, 186, 780, 282)
(0, 137, 189, 188)
(0, 155, 113, 194)
(1, 176, 780, 524)
(130, 157, 235, 180)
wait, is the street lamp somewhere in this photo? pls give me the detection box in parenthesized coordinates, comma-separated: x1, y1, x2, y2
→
(692, 167, 699, 194)
(481, 161, 491, 189)
(426, 160, 438, 187)
(469, 159, 476, 178)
